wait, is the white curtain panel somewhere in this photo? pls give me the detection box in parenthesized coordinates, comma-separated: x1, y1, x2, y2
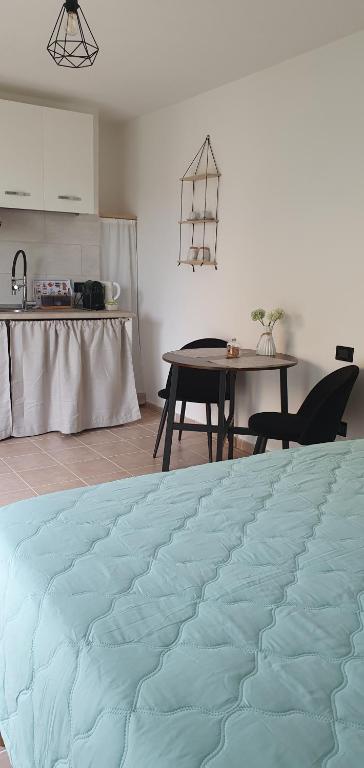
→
(0, 322, 11, 440)
(100, 218, 145, 400)
(10, 319, 140, 437)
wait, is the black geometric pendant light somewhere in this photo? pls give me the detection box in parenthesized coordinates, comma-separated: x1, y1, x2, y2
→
(47, 1, 99, 68)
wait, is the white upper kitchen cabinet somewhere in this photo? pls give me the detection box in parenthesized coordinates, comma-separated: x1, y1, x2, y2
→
(43, 108, 97, 214)
(0, 100, 44, 210)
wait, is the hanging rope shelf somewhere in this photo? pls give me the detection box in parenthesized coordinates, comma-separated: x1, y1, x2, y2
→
(178, 135, 220, 271)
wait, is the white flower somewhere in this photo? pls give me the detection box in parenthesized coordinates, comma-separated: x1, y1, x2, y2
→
(251, 308, 266, 323)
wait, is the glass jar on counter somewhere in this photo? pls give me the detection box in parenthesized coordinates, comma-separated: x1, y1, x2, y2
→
(226, 338, 240, 358)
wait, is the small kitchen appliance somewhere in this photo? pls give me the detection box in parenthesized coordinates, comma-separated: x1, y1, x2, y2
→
(81, 280, 105, 310)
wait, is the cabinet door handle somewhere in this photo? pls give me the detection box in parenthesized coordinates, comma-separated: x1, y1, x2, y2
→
(4, 190, 31, 197)
(58, 195, 82, 201)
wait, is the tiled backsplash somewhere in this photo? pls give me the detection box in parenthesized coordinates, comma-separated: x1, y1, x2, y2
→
(0, 209, 101, 304)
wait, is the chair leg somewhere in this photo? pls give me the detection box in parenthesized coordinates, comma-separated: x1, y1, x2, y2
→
(178, 401, 186, 442)
(216, 371, 227, 462)
(253, 436, 268, 455)
(227, 371, 237, 460)
(153, 400, 168, 458)
(206, 403, 213, 463)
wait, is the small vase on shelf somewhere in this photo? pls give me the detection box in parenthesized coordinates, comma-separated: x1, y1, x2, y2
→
(256, 329, 276, 356)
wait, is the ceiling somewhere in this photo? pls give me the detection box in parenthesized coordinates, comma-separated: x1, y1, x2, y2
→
(1, 0, 364, 121)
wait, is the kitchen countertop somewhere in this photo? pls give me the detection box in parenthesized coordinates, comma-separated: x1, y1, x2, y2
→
(0, 308, 135, 321)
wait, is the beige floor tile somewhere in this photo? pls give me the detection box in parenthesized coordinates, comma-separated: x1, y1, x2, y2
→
(31, 433, 79, 449)
(0, 489, 36, 506)
(110, 425, 156, 439)
(129, 465, 163, 477)
(172, 435, 208, 450)
(136, 417, 159, 428)
(141, 412, 161, 421)
(172, 451, 210, 469)
(111, 452, 162, 471)
(35, 480, 87, 495)
(18, 465, 77, 489)
(139, 420, 160, 430)
(94, 441, 145, 459)
(4, 453, 57, 472)
(0, 473, 31, 493)
(163, 447, 209, 464)
(76, 430, 120, 446)
(139, 417, 159, 425)
(69, 458, 127, 481)
(0, 426, 250, 503)
(176, 435, 210, 450)
(119, 435, 157, 452)
(52, 445, 98, 465)
(0, 440, 41, 458)
(152, 443, 210, 463)
(139, 411, 161, 424)
(85, 471, 131, 486)
(107, 425, 131, 438)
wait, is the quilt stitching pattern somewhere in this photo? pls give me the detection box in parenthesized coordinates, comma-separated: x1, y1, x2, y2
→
(200, 450, 346, 766)
(0, 441, 364, 767)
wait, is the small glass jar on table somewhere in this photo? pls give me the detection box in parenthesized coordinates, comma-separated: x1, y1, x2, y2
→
(226, 338, 240, 359)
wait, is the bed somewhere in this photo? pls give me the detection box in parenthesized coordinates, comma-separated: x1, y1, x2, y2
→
(0, 440, 364, 767)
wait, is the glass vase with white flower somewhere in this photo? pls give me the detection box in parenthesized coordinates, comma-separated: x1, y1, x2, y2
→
(251, 308, 285, 356)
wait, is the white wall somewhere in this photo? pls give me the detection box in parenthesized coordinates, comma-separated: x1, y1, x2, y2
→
(119, 31, 364, 443)
(99, 119, 125, 216)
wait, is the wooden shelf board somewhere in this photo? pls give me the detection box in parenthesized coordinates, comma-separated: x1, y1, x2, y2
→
(181, 173, 220, 182)
(179, 218, 218, 224)
(178, 260, 217, 266)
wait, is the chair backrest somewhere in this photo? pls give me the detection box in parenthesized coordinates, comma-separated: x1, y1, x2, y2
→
(298, 365, 359, 444)
(165, 338, 229, 404)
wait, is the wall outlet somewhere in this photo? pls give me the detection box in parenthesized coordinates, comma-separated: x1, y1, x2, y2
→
(336, 345, 354, 363)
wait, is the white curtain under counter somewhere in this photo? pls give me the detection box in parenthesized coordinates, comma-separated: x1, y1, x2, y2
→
(9, 318, 140, 438)
(0, 322, 11, 440)
(100, 218, 145, 401)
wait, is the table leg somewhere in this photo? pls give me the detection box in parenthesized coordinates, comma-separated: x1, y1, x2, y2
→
(280, 367, 289, 450)
(162, 364, 179, 471)
(228, 371, 237, 460)
(216, 370, 227, 462)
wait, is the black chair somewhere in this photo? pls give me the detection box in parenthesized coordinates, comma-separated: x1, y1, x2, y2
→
(153, 338, 229, 462)
(248, 364, 359, 454)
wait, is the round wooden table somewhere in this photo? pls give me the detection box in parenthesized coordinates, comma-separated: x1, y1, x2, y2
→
(161, 347, 298, 471)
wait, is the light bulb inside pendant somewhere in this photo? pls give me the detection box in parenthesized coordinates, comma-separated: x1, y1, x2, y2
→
(65, 11, 78, 37)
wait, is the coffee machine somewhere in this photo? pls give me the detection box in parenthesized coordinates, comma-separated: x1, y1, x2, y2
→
(73, 281, 105, 310)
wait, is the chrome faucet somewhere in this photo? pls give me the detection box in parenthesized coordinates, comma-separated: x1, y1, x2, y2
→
(11, 250, 28, 310)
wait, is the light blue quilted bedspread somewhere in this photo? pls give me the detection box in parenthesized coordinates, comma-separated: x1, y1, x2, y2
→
(1, 440, 364, 767)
